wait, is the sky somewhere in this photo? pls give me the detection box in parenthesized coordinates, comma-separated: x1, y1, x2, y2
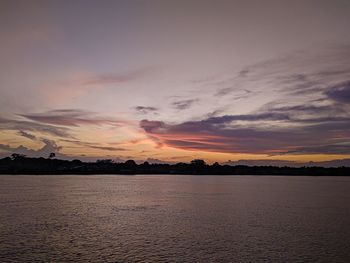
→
(0, 0, 350, 165)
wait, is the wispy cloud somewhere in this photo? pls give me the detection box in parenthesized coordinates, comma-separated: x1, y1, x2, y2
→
(40, 68, 156, 104)
(134, 106, 159, 114)
(20, 109, 127, 127)
(17, 130, 37, 141)
(137, 45, 349, 156)
(197, 46, 350, 117)
(79, 68, 153, 86)
(172, 99, 198, 110)
(0, 115, 71, 138)
(61, 139, 126, 152)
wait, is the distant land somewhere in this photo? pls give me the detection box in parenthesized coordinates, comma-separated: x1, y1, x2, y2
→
(1, 154, 349, 176)
(223, 159, 350, 168)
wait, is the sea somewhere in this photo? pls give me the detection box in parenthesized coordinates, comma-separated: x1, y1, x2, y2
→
(0, 175, 349, 262)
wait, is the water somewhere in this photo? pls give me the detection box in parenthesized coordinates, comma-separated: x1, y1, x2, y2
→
(0, 175, 349, 262)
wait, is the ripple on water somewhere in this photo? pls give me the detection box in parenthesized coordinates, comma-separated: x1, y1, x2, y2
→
(0, 175, 349, 262)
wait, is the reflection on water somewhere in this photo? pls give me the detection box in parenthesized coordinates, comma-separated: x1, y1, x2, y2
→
(0, 175, 349, 262)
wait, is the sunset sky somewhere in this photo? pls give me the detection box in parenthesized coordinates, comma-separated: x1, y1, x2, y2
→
(0, 0, 350, 164)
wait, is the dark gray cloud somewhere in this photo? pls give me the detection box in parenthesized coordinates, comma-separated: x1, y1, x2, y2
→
(140, 120, 165, 133)
(17, 130, 37, 140)
(89, 146, 126, 151)
(203, 112, 291, 124)
(215, 87, 252, 98)
(215, 87, 233, 97)
(134, 106, 159, 114)
(265, 103, 350, 122)
(172, 99, 198, 110)
(325, 81, 350, 103)
(283, 143, 350, 155)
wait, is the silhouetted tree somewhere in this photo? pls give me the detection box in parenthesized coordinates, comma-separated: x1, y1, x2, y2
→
(49, 153, 56, 159)
(11, 153, 26, 160)
(125, 160, 137, 166)
(71, 159, 82, 165)
(0, 155, 349, 176)
(190, 159, 206, 166)
(212, 162, 221, 167)
(97, 159, 114, 164)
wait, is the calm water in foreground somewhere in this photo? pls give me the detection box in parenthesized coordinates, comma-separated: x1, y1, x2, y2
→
(0, 175, 349, 262)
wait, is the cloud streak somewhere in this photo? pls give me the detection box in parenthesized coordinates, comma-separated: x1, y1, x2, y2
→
(60, 139, 126, 152)
(20, 109, 127, 127)
(0, 116, 71, 138)
(325, 81, 350, 104)
(80, 68, 153, 86)
(134, 106, 159, 114)
(17, 130, 37, 141)
(172, 99, 198, 110)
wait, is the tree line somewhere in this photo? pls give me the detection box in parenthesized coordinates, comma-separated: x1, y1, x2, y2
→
(0, 153, 349, 176)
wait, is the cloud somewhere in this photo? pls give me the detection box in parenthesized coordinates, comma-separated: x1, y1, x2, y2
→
(17, 130, 37, 140)
(215, 87, 233, 97)
(215, 87, 252, 98)
(60, 139, 126, 152)
(282, 143, 350, 155)
(0, 137, 126, 159)
(89, 146, 126, 151)
(172, 99, 198, 110)
(163, 46, 349, 155)
(134, 106, 159, 114)
(325, 81, 350, 104)
(0, 139, 62, 158)
(205, 46, 350, 116)
(20, 109, 126, 127)
(80, 68, 153, 86)
(140, 106, 350, 154)
(140, 120, 165, 133)
(0, 116, 71, 138)
(39, 68, 156, 104)
(204, 112, 291, 123)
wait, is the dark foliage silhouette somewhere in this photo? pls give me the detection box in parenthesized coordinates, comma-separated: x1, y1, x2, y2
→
(0, 156, 349, 176)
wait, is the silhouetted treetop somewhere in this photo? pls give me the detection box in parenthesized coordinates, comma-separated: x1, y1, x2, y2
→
(11, 153, 26, 160)
(125, 160, 137, 166)
(0, 155, 348, 176)
(190, 159, 206, 166)
(97, 159, 114, 164)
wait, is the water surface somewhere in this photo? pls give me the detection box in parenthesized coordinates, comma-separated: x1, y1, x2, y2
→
(0, 175, 349, 262)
